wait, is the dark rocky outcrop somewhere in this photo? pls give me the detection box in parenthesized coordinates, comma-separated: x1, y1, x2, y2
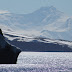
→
(0, 29, 21, 64)
(5, 34, 72, 52)
(8, 40, 72, 52)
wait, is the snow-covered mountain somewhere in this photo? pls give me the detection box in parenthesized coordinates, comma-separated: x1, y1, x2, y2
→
(0, 6, 72, 41)
(4, 32, 72, 52)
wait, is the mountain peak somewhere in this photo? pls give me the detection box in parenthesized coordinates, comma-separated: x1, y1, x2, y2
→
(40, 6, 57, 11)
(49, 6, 56, 10)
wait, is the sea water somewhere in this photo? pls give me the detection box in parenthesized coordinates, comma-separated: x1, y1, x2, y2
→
(0, 52, 72, 72)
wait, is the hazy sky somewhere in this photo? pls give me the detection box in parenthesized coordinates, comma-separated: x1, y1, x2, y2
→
(0, 0, 72, 16)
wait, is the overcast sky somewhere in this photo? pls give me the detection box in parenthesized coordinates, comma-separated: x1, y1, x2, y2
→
(0, 0, 72, 16)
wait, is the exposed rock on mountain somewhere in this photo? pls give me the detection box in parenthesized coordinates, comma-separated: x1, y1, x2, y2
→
(4, 33, 72, 52)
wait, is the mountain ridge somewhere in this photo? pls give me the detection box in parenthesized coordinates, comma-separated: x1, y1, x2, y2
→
(4, 32, 72, 52)
(0, 6, 72, 41)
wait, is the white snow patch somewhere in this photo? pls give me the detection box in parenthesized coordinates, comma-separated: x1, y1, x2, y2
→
(0, 10, 10, 14)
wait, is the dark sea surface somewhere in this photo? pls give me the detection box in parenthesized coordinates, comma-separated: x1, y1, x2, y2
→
(0, 52, 72, 72)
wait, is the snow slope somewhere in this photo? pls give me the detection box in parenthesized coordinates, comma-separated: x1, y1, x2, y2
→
(0, 6, 72, 41)
(4, 32, 72, 52)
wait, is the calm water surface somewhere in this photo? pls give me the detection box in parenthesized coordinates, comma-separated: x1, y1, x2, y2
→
(0, 52, 72, 72)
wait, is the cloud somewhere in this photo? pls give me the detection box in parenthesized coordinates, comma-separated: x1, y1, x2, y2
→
(0, 10, 10, 14)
